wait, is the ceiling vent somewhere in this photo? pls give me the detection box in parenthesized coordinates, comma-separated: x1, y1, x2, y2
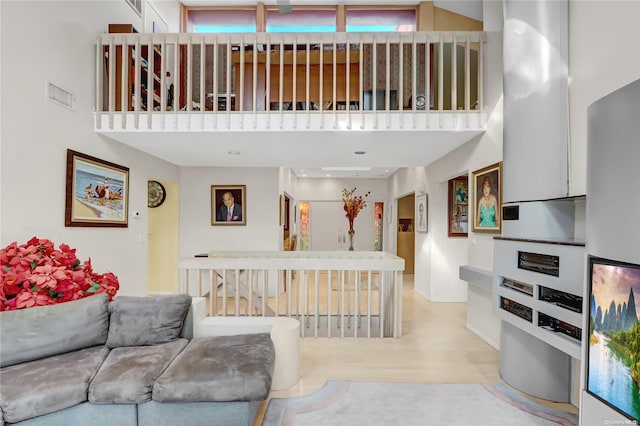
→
(47, 82, 75, 111)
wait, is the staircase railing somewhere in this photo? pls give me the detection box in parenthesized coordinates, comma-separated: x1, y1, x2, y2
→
(178, 251, 405, 338)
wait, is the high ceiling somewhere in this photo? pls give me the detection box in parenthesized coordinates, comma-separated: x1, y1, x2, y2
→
(112, 0, 485, 178)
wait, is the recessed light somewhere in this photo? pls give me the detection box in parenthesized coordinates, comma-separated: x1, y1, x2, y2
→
(385, 169, 390, 173)
(321, 166, 372, 171)
(354, 151, 366, 155)
(228, 150, 240, 155)
(325, 174, 331, 177)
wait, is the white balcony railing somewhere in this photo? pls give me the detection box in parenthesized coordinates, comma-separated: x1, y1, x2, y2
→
(96, 31, 485, 131)
(178, 251, 405, 338)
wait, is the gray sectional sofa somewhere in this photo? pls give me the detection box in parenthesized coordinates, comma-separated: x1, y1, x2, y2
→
(0, 293, 275, 426)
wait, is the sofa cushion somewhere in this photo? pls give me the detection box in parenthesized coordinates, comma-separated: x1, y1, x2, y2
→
(89, 338, 189, 404)
(106, 294, 192, 348)
(152, 333, 275, 403)
(0, 345, 109, 424)
(0, 294, 109, 368)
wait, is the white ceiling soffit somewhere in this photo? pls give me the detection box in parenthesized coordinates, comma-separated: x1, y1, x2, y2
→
(100, 129, 482, 178)
(180, 1, 483, 22)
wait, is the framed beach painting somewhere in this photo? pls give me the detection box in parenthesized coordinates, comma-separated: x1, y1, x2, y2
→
(211, 185, 246, 226)
(65, 149, 129, 227)
(472, 162, 502, 233)
(415, 193, 428, 233)
(448, 175, 469, 237)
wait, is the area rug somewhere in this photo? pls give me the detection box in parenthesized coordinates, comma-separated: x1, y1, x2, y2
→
(262, 381, 578, 426)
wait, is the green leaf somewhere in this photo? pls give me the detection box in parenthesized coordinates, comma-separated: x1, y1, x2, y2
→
(86, 282, 101, 293)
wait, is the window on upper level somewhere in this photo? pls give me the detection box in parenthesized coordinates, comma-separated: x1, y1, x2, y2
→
(265, 9, 337, 32)
(187, 9, 257, 33)
(346, 9, 416, 32)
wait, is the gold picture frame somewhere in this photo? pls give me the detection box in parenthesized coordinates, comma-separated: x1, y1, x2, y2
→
(448, 175, 469, 237)
(65, 149, 129, 227)
(472, 162, 502, 233)
(211, 185, 246, 226)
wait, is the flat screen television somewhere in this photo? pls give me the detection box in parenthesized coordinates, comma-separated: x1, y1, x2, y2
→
(587, 255, 640, 421)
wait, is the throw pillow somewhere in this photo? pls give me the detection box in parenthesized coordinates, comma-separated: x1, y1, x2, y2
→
(0, 294, 109, 367)
(106, 294, 192, 347)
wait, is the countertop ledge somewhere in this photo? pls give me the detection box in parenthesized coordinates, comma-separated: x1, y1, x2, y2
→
(493, 236, 586, 247)
(459, 265, 493, 292)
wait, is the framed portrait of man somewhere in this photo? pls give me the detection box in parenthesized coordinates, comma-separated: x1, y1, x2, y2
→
(211, 185, 246, 226)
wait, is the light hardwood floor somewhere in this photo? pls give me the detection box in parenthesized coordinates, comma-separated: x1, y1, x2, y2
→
(253, 274, 579, 425)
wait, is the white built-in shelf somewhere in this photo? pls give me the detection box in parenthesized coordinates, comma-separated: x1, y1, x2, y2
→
(493, 238, 585, 360)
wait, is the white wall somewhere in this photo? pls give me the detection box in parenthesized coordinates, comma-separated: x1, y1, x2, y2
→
(179, 167, 281, 255)
(386, 0, 503, 302)
(387, 167, 429, 293)
(568, 0, 640, 196)
(146, 0, 181, 32)
(0, 1, 180, 296)
(296, 178, 388, 252)
(568, 4, 640, 417)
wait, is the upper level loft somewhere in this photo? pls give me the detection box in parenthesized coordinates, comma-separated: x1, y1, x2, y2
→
(95, 26, 486, 134)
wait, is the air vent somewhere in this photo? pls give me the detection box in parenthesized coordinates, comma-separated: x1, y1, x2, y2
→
(47, 82, 75, 111)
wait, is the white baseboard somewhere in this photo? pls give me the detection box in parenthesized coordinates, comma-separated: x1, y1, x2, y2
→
(466, 324, 500, 351)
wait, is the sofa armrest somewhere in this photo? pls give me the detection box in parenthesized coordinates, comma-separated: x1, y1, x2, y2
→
(180, 297, 207, 340)
(192, 314, 300, 390)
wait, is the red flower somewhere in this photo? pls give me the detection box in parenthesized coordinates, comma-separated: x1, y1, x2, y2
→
(341, 187, 370, 234)
(29, 264, 69, 290)
(0, 237, 119, 311)
(16, 291, 54, 309)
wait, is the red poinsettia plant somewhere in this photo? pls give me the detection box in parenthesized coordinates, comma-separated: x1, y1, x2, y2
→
(0, 237, 119, 311)
(342, 187, 370, 234)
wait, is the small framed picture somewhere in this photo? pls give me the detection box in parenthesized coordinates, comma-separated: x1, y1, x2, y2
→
(65, 149, 129, 227)
(415, 193, 428, 233)
(211, 185, 246, 226)
(448, 175, 469, 237)
(472, 162, 502, 233)
(279, 194, 284, 226)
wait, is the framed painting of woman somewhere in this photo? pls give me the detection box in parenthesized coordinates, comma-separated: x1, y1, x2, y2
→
(472, 162, 502, 233)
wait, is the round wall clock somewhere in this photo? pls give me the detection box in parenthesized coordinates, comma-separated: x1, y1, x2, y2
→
(148, 180, 166, 208)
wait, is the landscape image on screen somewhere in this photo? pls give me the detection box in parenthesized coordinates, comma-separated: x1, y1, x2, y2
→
(588, 257, 640, 421)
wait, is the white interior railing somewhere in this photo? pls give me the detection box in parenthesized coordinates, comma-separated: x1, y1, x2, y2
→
(96, 31, 485, 131)
(178, 251, 405, 338)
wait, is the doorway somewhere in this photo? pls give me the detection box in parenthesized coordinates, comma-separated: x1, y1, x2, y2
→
(282, 193, 292, 249)
(147, 179, 179, 294)
(397, 193, 415, 273)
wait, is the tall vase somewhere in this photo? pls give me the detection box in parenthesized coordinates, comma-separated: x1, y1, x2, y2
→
(348, 230, 355, 251)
